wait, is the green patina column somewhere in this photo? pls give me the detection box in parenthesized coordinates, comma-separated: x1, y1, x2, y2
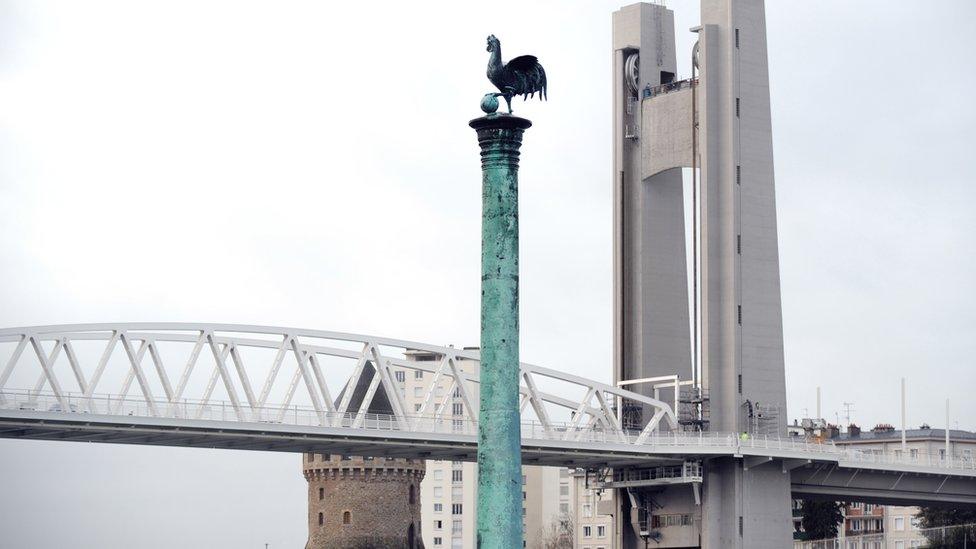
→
(470, 104, 531, 549)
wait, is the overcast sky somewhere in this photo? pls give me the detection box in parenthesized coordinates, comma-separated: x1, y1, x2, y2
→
(1, 1, 974, 547)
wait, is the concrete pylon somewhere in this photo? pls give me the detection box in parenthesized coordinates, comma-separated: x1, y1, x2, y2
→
(469, 111, 531, 549)
(612, 1, 792, 547)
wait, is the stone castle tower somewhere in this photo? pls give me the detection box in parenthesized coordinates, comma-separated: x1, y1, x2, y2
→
(303, 454, 425, 548)
(303, 363, 425, 548)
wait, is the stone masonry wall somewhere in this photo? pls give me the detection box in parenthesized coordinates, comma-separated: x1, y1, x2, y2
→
(304, 454, 425, 549)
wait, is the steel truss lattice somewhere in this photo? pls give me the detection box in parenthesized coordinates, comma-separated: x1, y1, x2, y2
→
(0, 323, 679, 444)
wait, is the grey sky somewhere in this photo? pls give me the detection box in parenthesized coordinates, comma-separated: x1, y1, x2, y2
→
(0, 1, 973, 547)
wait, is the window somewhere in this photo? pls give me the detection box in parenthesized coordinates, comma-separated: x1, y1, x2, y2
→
(598, 525, 606, 537)
(559, 503, 569, 513)
(433, 487, 443, 498)
(583, 526, 592, 538)
(433, 537, 443, 546)
(735, 97, 740, 117)
(318, 512, 324, 526)
(910, 449, 919, 459)
(414, 403, 422, 412)
(523, 491, 526, 500)
(735, 28, 740, 48)
(737, 374, 743, 394)
(583, 503, 592, 517)
(894, 542, 905, 549)
(452, 503, 463, 515)
(434, 503, 443, 513)
(453, 386, 462, 398)
(522, 475, 527, 485)
(434, 520, 443, 529)
(736, 234, 741, 254)
(415, 370, 424, 379)
(559, 485, 569, 496)
(939, 449, 946, 460)
(736, 164, 741, 185)
(409, 484, 416, 504)
(395, 371, 406, 382)
(433, 470, 443, 481)
(452, 487, 463, 498)
(452, 403, 464, 416)
(452, 519, 462, 534)
(318, 487, 324, 500)
(342, 511, 351, 525)
(737, 305, 742, 325)
(452, 470, 463, 483)
(414, 387, 424, 398)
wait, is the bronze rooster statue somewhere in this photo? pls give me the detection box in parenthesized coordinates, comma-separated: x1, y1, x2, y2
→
(486, 34, 547, 114)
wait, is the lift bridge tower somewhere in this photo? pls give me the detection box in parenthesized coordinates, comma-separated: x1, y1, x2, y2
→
(611, 1, 791, 547)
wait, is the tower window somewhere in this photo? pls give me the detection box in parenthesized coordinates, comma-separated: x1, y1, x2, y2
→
(409, 484, 416, 504)
(738, 374, 743, 394)
(737, 305, 742, 325)
(736, 98, 741, 117)
(735, 28, 740, 48)
(318, 512, 324, 526)
(737, 235, 741, 255)
(318, 487, 324, 500)
(739, 516, 744, 536)
(343, 511, 351, 525)
(736, 165, 741, 185)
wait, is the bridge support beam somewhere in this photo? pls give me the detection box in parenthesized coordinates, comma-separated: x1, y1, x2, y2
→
(470, 111, 532, 549)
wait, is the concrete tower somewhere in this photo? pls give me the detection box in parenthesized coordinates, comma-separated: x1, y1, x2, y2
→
(303, 366, 426, 549)
(612, 1, 791, 547)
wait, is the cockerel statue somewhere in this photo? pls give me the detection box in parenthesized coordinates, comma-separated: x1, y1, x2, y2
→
(485, 34, 547, 114)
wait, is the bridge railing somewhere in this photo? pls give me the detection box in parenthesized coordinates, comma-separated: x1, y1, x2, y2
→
(0, 323, 681, 447)
(3, 389, 974, 473)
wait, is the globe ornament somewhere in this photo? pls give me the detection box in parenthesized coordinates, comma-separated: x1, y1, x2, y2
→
(481, 93, 500, 114)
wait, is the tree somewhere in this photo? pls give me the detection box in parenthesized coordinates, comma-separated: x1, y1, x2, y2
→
(538, 514, 574, 549)
(799, 499, 844, 540)
(916, 507, 976, 548)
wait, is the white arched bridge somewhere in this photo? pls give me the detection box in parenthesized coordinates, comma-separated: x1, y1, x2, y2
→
(0, 323, 974, 507)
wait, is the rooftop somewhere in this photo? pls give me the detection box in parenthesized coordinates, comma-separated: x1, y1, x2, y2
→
(833, 428, 976, 442)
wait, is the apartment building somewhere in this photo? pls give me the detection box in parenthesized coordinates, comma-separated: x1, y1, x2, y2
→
(792, 424, 976, 548)
(570, 470, 613, 549)
(396, 348, 566, 549)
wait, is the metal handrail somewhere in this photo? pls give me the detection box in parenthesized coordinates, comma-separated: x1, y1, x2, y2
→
(3, 389, 973, 472)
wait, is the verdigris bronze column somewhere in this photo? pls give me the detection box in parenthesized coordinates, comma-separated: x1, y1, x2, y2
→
(470, 96, 530, 549)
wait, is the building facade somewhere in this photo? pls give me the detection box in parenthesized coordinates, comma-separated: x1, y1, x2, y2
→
(791, 425, 976, 548)
(395, 349, 568, 549)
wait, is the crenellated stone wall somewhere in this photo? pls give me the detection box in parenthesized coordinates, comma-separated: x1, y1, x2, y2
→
(303, 454, 425, 549)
